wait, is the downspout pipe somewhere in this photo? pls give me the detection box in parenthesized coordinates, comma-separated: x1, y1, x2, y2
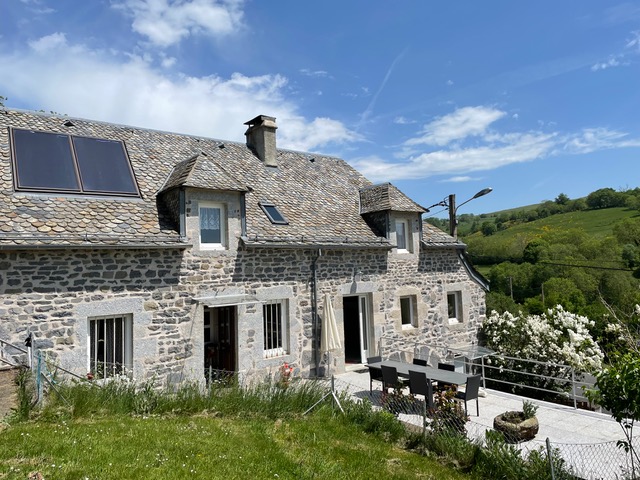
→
(311, 248, 322, 376)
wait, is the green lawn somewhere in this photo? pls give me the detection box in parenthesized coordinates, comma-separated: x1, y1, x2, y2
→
(0, 413, 470, 480)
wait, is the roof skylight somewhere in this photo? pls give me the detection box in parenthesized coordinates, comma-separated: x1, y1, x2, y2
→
(259, 202, 288, 225)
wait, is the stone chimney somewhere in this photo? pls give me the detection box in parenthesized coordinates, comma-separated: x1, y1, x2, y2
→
(244, 115, 277, 167)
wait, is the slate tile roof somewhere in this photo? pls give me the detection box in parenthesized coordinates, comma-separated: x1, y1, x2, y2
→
(0, 109, 413, 249)
(421, 221, 466, 248)
(359, 182, 426, 214)
(159, 152, 248, 193)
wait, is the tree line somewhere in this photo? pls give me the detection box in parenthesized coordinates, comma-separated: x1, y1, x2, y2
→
(429, 187, 640, 358)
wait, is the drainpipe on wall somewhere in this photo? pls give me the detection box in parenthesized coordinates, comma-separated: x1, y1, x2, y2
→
(179, 187, 186, 240)
(311, 248, 322, 376)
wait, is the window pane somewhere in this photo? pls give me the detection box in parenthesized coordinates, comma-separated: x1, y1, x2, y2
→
(400, 297, 411, 325)
(73, 136, 139, 194)
(396, 221, 406, 250)
(12, 129, 80, 191)
(261, 204, 287, 224)
(200, 207, 222, 244)
(89, 316, 132, 378)
(447, 293, 457, 318)
(263, 302, 284, 354)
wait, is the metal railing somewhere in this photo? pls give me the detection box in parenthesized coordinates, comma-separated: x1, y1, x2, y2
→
(0, 338, 29, 368)
(377, 337, 596, 410)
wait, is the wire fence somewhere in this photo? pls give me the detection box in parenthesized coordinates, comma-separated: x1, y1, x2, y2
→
(330, 374, 639, 480)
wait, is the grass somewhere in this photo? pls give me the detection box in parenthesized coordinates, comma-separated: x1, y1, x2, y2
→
(0, 414, 468, 479)
(0, 377, 470, 480)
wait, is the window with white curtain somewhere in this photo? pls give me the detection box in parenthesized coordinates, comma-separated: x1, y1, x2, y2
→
(395, 219, 412, 253)
(199, 202, 226, 249)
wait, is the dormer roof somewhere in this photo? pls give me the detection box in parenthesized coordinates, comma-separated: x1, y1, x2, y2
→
(359, 182, 426, 214)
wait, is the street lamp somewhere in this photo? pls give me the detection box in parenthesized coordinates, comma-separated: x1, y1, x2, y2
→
(425, 188, 493, 238)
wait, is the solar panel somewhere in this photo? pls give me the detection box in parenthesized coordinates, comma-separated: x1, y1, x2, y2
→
(12, 129, 80, 191)
(73, 136, 138, 194)
(11, 128, 139, 197)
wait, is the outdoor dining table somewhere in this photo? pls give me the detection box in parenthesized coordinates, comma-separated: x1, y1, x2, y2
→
(367, 359, 471, 386)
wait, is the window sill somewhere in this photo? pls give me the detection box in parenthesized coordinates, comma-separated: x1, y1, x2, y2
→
(264, 348, 288, 359)
(402, 323, 417, 331)
(200, 244, 227, 251)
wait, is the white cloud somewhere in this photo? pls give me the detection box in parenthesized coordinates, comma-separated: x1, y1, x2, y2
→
(446, 79, 454, 86)
(112, 0, 246, 48)
(0, 39, 358, 152)
(393, 116, 415, 125)
(160, 55, 176, 68)
(352, 116, 640, 182)
(299, 69, 330, 78)
(591, 56, 623, 71)
(28, 32, 67, 53)
(405, 106, 506, 147)
(442, 176, 479, 183)
(626, 30, 640, 51)
(279, 117, 362, 152)
(562, 128, 640, 154)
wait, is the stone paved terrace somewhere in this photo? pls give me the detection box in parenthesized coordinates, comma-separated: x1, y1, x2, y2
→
(331, 368, 632, 480)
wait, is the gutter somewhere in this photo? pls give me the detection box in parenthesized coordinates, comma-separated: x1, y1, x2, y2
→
(457, 250, 490, 291)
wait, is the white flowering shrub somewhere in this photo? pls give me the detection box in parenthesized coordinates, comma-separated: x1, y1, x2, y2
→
(481, 306, 604, 399)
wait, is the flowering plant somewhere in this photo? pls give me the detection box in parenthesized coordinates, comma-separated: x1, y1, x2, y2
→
(278, 363, 293, 388)
(481, 306, 604, 399)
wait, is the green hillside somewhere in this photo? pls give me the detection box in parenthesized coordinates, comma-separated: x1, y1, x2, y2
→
(465, 206, 638, 244)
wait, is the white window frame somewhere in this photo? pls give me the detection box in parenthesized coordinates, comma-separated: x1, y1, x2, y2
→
(400, 295, 417, 329)
(199, 202, 227, 250)
(447, 291, 463, 324)
(395, 219, 412, 253)
(263, 300, 288, 358)
(88, 314, 133, 378)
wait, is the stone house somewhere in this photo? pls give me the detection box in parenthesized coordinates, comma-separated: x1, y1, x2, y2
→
(0, 108, 488, 383)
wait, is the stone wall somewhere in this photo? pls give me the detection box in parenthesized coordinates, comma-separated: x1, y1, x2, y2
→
(0, 243, 485, 384)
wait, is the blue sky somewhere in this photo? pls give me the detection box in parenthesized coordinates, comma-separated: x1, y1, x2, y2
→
(2, 1, 640, 216)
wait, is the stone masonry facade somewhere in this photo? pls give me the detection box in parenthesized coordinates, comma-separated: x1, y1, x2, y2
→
(0, 243, 485, 384)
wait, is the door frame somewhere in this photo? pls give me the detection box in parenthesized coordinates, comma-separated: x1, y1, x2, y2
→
(343, 294, 374, 364)
(204, 305, 237, 373)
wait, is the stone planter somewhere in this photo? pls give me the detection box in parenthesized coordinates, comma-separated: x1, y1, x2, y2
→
(493, 411, 539, 443)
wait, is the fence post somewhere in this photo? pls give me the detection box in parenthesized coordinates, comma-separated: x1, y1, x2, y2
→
(546, 437, 556, 480)
(571, 367, 577, 410)
(36, 352, 42, 404)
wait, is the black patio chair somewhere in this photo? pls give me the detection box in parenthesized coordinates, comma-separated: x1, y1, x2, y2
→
(412, 358, 428, 366)
(435, 362, 457, 392)
(409, 369, 434, 410)
(367, 356, 383, 393)
(437, 362, 455, 371)
(454, 374, 482, 416)
(381, 365, 407, 393)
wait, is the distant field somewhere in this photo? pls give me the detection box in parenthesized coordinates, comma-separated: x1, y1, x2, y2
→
(460, 207, 640, 271)
(466, 207, 638, 243)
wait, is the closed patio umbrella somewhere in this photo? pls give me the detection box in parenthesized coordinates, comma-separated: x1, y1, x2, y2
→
(321, 293, 341, 376)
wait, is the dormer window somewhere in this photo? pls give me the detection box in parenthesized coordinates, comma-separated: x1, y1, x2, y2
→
(260, 202, 288, 225)
(395, 219, 412, 253)
(199, 202, 227, 249)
